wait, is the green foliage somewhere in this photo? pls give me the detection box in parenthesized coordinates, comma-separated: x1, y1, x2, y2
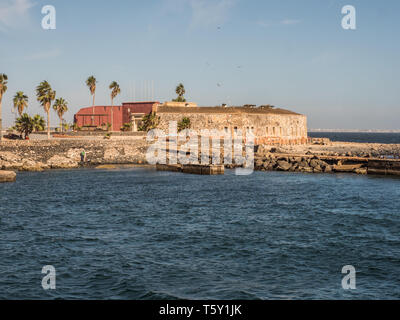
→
(109, 81, 121, 100)
(13, 91, 28, 116)
(172, 83, 186, 102)
(53, 97, 68, 132)
(32, 114, 45, 132)
(121, 122, 132, 132)
(178, 117, 191, 132)
(138, 112, 160, 132)
(0, 73, 8, 98)
(36, 81, 56, 112)
(86, 76, 97, 95)
(15, 113, 34, 139)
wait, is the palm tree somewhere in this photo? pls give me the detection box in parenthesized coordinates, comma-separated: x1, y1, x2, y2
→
(53, 98, 68, 132)
(36, 80, 56, 139)
(86, 76, 97, 125)
(109, 81, 120, 131)
(15, 113, 34, 139)
(0, 73, 8, 141)
(32, 114, 45, 132)
(173, 83, 186, 102)
(13, 91, 28, 116)
(138, 112, 160, 132)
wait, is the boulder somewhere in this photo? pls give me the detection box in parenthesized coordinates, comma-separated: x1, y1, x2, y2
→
(276, 160, 291, 171)
(0, 170, 16, 183)
(47, 155, 79, 169)
(20, 160, 45, 172)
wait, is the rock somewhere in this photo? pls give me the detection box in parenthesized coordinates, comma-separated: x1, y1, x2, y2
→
(324, 165, 333, 173)
(299, 160, 309, 168)
(255, 159, 264, 169)
(104, 148, 120, 161)
(0, 152, 21, 163)
(96, 164, 117, 169)
(354, 168, 367, 175)
(313, 165, 323, 173)
(276, 160, 291, 171)
(66, 148, 85, 162)
(47, 155, 79, 169)
(0, 170, 16, 183)
(309, 159, 320, 168)
(20, 160, 45, 172)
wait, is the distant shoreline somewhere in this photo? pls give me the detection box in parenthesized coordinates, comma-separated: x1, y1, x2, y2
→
(309, 129, 400, 133)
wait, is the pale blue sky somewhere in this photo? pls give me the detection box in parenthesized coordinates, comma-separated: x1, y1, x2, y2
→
(1, 0, 399, 129)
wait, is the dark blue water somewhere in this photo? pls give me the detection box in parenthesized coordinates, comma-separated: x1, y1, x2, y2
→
(309, 132, 400, 144)
(1, 168, 399, 300)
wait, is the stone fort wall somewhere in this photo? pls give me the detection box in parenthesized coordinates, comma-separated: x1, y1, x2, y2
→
(155, 106, 308, 145)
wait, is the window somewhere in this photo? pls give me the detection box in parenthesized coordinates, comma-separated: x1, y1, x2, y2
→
(224, 127, 229, 134)
(273, 127, 276, 135)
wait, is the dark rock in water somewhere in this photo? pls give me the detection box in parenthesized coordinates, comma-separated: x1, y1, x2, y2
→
(0, 170, 16, 183)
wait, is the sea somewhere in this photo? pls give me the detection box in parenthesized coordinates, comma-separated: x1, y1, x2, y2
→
(0, 166, 399, 300)
(308, 132, 400, 144)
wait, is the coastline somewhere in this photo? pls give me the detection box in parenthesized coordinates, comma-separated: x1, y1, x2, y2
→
(1, 137, 400, 177)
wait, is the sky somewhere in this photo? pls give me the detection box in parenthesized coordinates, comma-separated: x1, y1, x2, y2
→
(0, 0, 399, 130)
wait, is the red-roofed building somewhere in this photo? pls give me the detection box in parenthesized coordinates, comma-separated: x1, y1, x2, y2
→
(74, 101, 159, 131)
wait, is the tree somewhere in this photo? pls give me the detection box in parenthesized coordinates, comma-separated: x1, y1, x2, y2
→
(173, 83, 186, 102)
(109, 81, 120, 131)
(36, 81, 56, 139)
(0, 73, 8, 141)
(138, 112, 160, 132)
(13, 91, 28, 116)
(53, 98, 68, 132)
(86, 76, 97, 125)
(32, 114, 45, 132)
(15, 113, 34, 139)
(178, 117, 191, 132)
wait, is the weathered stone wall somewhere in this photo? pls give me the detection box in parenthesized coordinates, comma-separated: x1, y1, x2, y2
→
(156, 107, 307, 145)
(0, 139, 149, 171)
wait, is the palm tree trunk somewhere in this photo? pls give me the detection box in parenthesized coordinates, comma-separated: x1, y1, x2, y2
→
(47, 110, 50, 139)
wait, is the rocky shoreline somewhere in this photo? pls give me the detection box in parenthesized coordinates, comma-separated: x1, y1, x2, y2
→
(0, 138, 148, 172)
(1, 139, 400, 181)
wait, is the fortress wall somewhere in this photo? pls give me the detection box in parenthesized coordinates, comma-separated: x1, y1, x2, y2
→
(157, 110, 308, 145)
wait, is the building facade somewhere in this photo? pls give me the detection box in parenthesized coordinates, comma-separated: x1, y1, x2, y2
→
(74, 102, 159, 131)
(154, 104, 308, 145)
(74, 101, 307, 144)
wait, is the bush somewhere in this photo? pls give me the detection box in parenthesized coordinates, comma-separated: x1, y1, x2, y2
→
(138, 112, 160, 132)
(178, 117, 191, 132)
(121, 123, 132, 132)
